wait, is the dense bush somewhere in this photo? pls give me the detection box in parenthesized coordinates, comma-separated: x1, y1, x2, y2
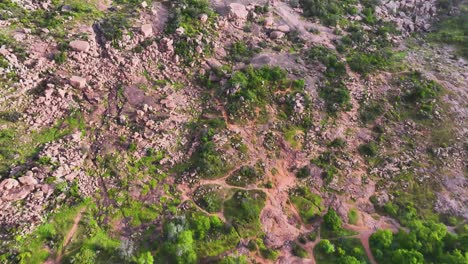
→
(229, 41, 257, 62)
(323, 209, 343, 233)
(347, 49, 394, 76)
(315, 237, 370, 264)
(307, 46, 351, 113)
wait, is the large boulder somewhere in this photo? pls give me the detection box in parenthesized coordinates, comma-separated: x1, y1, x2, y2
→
(141, 24, 153, 38)
(229, 3, 248, 20)
(18, 175, 38, 186)
(69, 40, 90, 53)
(70, 76, 87, 88)
(0, 178, 19, 191)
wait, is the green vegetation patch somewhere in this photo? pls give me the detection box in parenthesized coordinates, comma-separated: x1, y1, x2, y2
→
(289, 186, 324, 223)
(10, 200, 90, 264)
(298, 0, 359, 26)
(392, 72, 443, 120)
(224, 190, 267, 238)
(226, 163, 264, 187)
(306, 46, 351, 113)
(370, 220, 468, 264)
(321, 209, 357, 238)
(189, 128, 231, 179)
(158, 212, 239, 263)
(193, 184, 225, 213)
(0, 111, 85, 178)
(225, 66, 288, 120)
(314, 237, 370, 264)
(429, 3, 468, 58)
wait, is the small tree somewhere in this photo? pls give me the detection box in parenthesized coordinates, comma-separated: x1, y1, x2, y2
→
(317, 239, 335, 254)
(323, 209, 342, 232)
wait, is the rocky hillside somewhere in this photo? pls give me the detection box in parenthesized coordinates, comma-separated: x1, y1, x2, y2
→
(0, 0, 466, 263)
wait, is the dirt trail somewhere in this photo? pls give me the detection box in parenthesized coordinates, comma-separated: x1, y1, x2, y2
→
(52, 208, 85, 264)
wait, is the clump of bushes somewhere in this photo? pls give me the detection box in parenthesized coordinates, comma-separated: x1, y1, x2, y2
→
(312, 151, 340, 184)
(429, 5, 468, 58)
(299, 0, 358, 26)
(360, 101, 385, 124)
(358, 142, 378, 157)
(97, 13, 130, 45)
(191, 128, 229, 179)
(158, 212, 239, 263)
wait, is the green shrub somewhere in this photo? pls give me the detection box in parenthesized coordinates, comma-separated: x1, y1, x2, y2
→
(296, 166, 310, 179)
(358, 142, 378, 157)
(229, 41, 256, 62)
(347, 49, 394, 76)
(323, 209, 343, 233)
(292, 242, 309, 258)
(360, 101, 385, 124)
(317, 239, 335, 254)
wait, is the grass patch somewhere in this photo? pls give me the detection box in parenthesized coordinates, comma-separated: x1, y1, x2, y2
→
(289, 186, 324, 223)
(224, 190, 267, 238)
(193, 184, 225, 213)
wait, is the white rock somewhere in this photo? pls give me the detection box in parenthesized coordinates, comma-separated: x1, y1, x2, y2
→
(200, 13, 208, 23)
(264, 17, 274, 27)
(18, 175, 38, 185)
(70, 76, 86, 88)
(277, 25, 290, 32)
(141, 1, 148, 8)
(141, 24, 153, 38)
(0, 178, 19, 190)
(69, 40, 90, 53)
(229, 3, 248, 20)
(270, 31, 285, 39)
(175, 27, 185, 36)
